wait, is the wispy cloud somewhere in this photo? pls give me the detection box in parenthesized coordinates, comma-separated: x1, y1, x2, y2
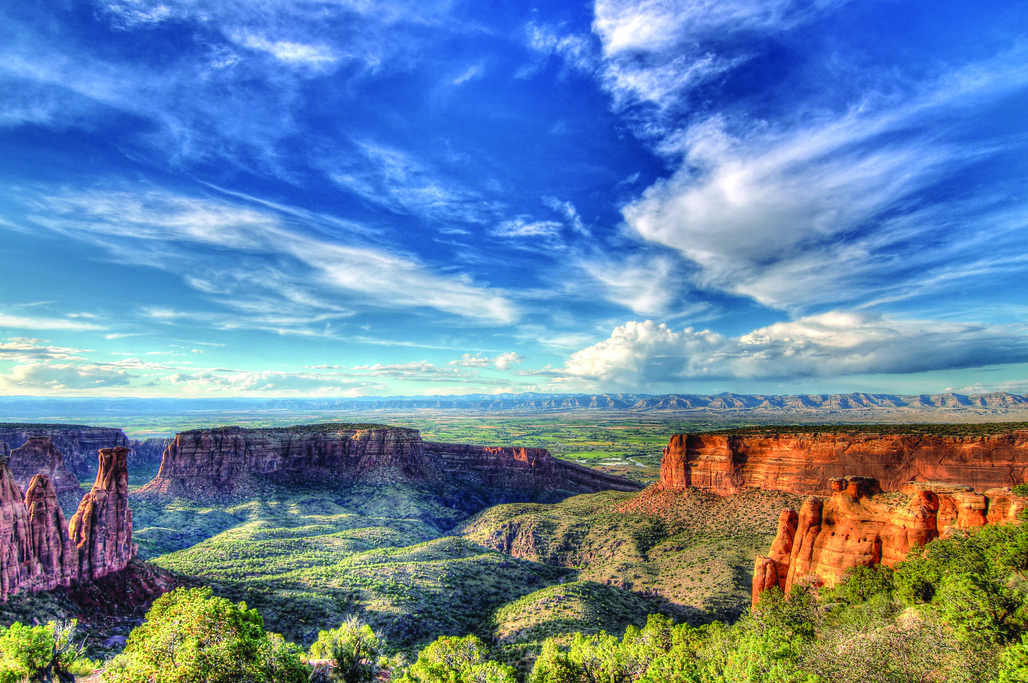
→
(0, 314, 104, 331)
(25, 188, 518, 327)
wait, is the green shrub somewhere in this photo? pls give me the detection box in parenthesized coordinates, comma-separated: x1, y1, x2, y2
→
(102, 587, 307, 683)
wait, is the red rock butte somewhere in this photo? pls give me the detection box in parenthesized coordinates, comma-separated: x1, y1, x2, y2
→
(751, 476, 1026, 608)
(0, 445, 135, 601)
(659, 431, 1028, 496)
(138, 424, 641, 500)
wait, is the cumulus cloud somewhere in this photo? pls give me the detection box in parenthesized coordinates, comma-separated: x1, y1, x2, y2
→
(0, 363, 134, 390)
(449, 352, 525, 371)
(563, 312, 1028, 388)
(0, 338, 90, 362)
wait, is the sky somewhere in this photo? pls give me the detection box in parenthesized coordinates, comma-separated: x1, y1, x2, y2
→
(1, 0, 1027, 398)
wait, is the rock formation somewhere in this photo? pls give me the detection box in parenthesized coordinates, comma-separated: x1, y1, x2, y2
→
(128, 437, 174, 472)
(22, 475, 78, 592)
(424, 442, 640, 494)
(69, 447, 136, 581)
(139, 425, 641, 500)
(0, 446, 136, 601)
(8, 437, 81, 494)
(751, 476, 1026, 608)
(0, 424, 129, 479)
(660, 431, 1028, 496)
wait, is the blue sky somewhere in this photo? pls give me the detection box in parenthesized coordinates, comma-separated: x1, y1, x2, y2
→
(1, 0, 1027, 397)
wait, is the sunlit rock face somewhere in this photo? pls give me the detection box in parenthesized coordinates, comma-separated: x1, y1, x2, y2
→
(751, 476, 1025, 608)
(8, 437, 81, 494)
(70, 447, 136, 582)
(659, 431, 1028, 496)
(138, 425, 642, 500)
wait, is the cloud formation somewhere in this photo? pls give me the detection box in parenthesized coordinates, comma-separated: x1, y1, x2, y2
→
(27, 188, 517, 328)
(564, 312, 1028, 388)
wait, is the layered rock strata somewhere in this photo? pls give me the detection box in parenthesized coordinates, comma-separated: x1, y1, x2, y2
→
(69, 447, 135, 581)
(424, 442, 641, 493)
(8, 437, 81, 494)
(0, 447, 136, 601)
(139, 425, 641, 499)
(660, 431, 1028, 496)
(751, 476, 1025, 608)
(0, 425, 129, 479)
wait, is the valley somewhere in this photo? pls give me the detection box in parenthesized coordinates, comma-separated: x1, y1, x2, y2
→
(1, 417, 1027, 681)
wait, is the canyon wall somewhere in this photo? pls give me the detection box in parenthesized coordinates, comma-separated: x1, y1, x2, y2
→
(139, 425, 641, 499)
(660, 431, 1028, 496)
(0, 447, 135, 601)
(0, 424, 129, 479)
(8, 437, 81, 494)
(751, 476, 1025, 608)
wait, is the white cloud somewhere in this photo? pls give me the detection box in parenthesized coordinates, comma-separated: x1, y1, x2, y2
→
(563, 312, 1028, 388)
(448, 352, 525, 371)
(0, 314, 104, 331)
(233, 33, 338, 68)
(493, 218, 563, 239)
(28, 188, 518, 327)
(0, 338, 90, 361)
(576, 253, 688, 316)
(543, 197, 589, 236)
(0, 363, 134, 390)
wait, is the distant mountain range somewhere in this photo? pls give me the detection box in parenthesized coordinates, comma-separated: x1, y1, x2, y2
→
(0, 391, 1026, 418)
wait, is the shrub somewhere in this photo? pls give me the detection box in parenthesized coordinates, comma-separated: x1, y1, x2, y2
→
(102, 586, 307, 683)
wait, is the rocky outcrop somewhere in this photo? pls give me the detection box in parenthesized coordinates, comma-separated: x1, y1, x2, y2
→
(0, 446, 136, 601)
(139, 425, 641, 500)
(69, 448, 136, 581)
(8, 437, 81, 494)
(128, 437, 174, 472)
(425, 442, 641, 494)
(0, 424, 129, 479)
(23, 475, 78, 591)
(660, 431, 1028, 496)
(751, 476, 1026, 607)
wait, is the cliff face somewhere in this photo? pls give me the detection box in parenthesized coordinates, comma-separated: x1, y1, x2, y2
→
(751, 476, 1026, 608)
(69, 447, 136, 581)
(424, 442, 641, 494)
(127, 438, 174, 472)
(23, 475, 78, 592)
(660, 431, 1028, 496)
(0, 425, 129, 479)
(139, 425, 641, 500)
(0, 447, 136, 601)
(8, 437, 81, 494)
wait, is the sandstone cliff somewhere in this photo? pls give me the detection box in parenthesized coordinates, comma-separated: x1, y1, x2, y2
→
(751, 476, 1026, 608)
(69, 447, 136, 581)
(0, 447, 136, 601)
(23, 474, 78, 592)
(0, 424, 129, 479)
(139, 425, 641, 500)
(8, 437, 81, 494)
(660, 431, 1028, 496)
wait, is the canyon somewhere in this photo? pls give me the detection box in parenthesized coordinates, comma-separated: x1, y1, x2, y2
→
(0, 444, 135, 601)
(659, 431, 1028, 496)
(138, 424, 641, 501)
(0, 424, 129, 480)
(751, 476, 1026, 608)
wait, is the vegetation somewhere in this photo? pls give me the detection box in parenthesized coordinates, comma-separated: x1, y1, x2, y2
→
(102, 587, 307, 683)
(308, 616, 385, 683)
(0, 620, 91, 683)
